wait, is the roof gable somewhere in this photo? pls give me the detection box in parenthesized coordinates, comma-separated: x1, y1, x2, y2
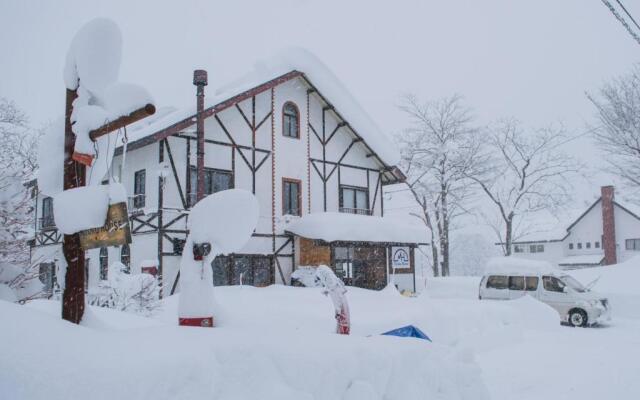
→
(119, 49, 401, 178)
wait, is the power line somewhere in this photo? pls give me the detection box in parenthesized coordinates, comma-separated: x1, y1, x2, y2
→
(615, 0, 640, 32)
(600, 0, 640, 46)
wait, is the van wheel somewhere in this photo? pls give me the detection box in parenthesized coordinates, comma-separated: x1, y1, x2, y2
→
(568, 309, 587, 327)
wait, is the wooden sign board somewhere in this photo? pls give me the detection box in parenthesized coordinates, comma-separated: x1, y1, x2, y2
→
(79, 202, 132, 250)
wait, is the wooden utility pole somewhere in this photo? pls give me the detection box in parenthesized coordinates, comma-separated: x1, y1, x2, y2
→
(61, 87, 155, 324)
(61, 88, 85, 324)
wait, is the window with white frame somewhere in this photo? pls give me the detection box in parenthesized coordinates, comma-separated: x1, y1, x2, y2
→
(625, 238, 640, 251)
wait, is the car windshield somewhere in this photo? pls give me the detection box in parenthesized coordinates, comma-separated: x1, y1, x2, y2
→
(560, 275, 587, 293)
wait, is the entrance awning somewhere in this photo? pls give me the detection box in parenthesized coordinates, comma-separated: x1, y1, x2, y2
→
(284, 212, 428, 244)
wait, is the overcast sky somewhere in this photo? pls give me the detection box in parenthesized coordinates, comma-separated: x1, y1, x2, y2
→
(1, 0, 639, 205)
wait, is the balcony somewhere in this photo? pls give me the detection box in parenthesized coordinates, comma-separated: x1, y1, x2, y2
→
(38, 217, 56, 230)
(339, 207, 372, 216)
(127, 194, 146, 211)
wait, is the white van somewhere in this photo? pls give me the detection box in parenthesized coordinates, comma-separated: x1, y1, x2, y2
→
(479, 258, 611, 327)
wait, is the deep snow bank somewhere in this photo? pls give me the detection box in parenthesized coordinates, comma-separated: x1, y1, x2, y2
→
(0, 298, 489, 400)
(572, 256, 640, 319)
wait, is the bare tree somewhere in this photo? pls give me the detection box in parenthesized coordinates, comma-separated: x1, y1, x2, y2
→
(468, 119, 579, 255)
(587, 65, 640, 194)
(397, 94, 485, 276)
(0, 97, 43, 300)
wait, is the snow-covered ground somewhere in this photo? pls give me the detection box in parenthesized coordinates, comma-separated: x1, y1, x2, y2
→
(1, 259, 639, 399)
(427, 258, 640, 400)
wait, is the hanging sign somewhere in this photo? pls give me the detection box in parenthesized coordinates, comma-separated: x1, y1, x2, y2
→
(391, 246, 411, 269)
(79, 202, 132, 250)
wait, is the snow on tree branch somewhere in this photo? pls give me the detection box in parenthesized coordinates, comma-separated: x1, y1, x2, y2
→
(468, 119, 581, 255)
(396, 94, 487, 276)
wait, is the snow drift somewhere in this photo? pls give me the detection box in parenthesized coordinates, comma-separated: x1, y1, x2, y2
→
(0, 298, 489, 400)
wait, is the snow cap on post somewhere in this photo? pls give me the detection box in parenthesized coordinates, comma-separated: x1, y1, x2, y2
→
(63, 18, 122, 92)
(188, 189, 259, 255)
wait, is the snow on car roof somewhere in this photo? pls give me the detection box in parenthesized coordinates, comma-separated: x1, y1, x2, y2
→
(484, 257, 560, 276)
(123, 47, 400, 166)
(284, 212, 428, 244)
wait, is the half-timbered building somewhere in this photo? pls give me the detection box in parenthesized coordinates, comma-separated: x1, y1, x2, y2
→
(30, 49, 426, 295)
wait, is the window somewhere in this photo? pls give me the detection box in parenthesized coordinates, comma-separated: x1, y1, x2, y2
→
(282, 178, 301, 216)
(334, 246, 354, 282)
(543, 276, 565, 293)
(189, 167, 233, 205)
(525, 276, 539, 291)
(99, 247, 108, 280)
(577, 243, 582, 250)
(39, 262, 56, 295)
(529, 244, 544, 253)
(282, 102, 299, 138)
(514, 245, 524, 253)
(486, 275, 508, 289)
(586, 242, 591, 249)
(595, 241, 600, 249)
(626, 238, 640, 251)
(41, 197, 55, 229)
(212, 255, 272, 287)
(569, 243, 574, 250)
(509, 276, 525, 290)
(120, 244, 130, 273)
(133, 169, 146, 208)
(340, 186, 369, 215)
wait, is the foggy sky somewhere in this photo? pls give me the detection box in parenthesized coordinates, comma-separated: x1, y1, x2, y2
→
(1, 0, 639, 204)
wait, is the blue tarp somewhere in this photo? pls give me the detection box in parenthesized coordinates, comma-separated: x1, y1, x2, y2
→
(381, 325, 431, 342)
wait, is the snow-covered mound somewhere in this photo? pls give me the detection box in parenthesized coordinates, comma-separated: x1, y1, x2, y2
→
(0, 298, 489, 400)
(572, 256, 640, 319)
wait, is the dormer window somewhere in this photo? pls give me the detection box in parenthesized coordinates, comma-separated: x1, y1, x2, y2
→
(282, 102, 300, 138)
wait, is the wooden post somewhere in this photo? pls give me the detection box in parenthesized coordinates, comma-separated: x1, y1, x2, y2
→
(61, 88, 86, 324)
(60, 92, 155, 324)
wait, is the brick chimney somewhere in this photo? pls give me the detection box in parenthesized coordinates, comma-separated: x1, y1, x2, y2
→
(601, 185, 617, 265)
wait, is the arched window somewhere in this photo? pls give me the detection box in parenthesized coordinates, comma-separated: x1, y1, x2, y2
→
(121, 244, 131, 273)
(99, 247, 108, 280)
(282, 102, 300, 138)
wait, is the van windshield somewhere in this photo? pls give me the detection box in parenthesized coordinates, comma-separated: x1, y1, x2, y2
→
(560, 275, 587, 293)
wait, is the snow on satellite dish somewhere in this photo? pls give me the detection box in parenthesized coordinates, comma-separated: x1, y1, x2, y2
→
(178, 189, 259, 322)
(188, 189, 260, 255)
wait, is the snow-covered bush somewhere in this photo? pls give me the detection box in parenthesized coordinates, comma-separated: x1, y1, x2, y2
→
(88, 262, 160, 316)
(0, 261, 44, 302)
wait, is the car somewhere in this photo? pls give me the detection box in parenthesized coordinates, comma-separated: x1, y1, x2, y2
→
(479, 261, 611, 327)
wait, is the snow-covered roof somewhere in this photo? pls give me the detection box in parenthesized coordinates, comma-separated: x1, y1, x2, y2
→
(614, 200, 640, 220)
(510, 196, 640, 245)
(284, 212, 428, 244)
(558, 254, 604, 266)
(485, 257, 559, 275)
(123, 48, 400, 167)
